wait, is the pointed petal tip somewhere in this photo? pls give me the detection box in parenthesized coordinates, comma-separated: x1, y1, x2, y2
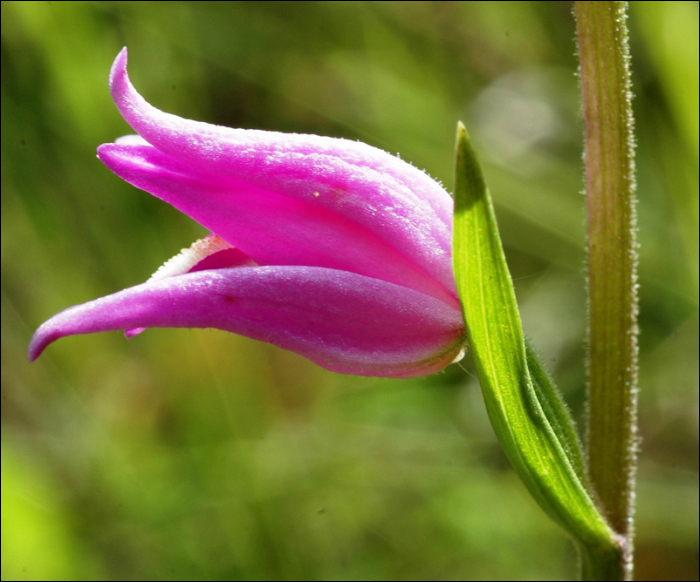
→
(111, 47, 128, 82)
(27, 325, 54, 362)
(124, 327, 145, 338)
(109, 47, 141, 122)
(96, 142, 115, 163)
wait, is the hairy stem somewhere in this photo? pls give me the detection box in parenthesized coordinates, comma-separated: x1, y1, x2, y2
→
(575, 2, 638, 579)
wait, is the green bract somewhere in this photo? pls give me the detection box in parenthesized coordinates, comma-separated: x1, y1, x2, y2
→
(452, 122, 620, 576)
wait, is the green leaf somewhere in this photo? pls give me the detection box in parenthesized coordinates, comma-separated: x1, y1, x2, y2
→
(452, 122, 618, 562)
(525, 341, 587, 488)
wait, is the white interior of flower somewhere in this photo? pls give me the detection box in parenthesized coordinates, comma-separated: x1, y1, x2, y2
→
(115, 134, 149, 145)
(450, 345, 467, 365)
(148, 234, 234, 281)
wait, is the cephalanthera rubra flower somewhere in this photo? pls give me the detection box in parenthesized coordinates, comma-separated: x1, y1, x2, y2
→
(29, 48, 465, 378)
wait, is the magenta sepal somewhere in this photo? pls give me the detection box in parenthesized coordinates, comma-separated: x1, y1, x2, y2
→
(29, 267, 464, 378)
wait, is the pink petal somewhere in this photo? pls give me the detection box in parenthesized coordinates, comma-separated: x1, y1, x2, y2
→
(28, 267, 464, 378)
(108, 48, 457, 302)
(98, 142, 458, 308)
(188, 247, 252, 272)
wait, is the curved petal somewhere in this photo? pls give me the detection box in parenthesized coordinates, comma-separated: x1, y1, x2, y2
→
(29, 267, 465, 378)
(108, 48, 456, 299)
(98, 142, 458, 308)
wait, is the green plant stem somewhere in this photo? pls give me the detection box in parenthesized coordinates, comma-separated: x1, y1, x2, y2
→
(575, 2, 638, 580)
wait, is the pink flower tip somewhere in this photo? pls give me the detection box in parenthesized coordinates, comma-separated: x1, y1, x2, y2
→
(28, 49, 466, 378)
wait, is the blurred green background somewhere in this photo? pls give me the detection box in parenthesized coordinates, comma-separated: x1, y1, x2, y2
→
(2, 1, 697, 580)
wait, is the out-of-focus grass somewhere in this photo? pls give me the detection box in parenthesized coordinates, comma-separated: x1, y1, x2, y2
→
(1, 2, 697, 580)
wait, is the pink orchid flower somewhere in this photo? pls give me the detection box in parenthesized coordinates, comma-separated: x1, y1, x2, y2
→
(28, 48, 465, 378)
